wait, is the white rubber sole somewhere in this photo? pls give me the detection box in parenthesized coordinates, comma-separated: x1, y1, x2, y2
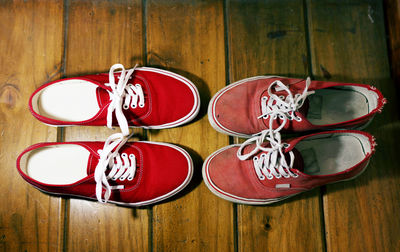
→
(202, 144, 370, 205)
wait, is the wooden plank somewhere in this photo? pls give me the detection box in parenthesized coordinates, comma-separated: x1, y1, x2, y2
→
(307, 0, 400, 251)
(0, 1, 64, 251)
(384, 0, 400, 80)
(226, 1, 325, 251)
(63, 1, 149, 251)
(146, 1, 233, 251)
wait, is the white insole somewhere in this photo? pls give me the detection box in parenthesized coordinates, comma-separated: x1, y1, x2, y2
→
(37, 80, 100, 121)
(296, 135, 366, 175)
(26, 145, 89, 185)
(307, 88, 369, 125)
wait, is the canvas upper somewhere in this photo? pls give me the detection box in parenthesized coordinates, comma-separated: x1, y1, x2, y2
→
(208, 76, 386, 137)
(16, 138, 193, 206)
(29, 65, 200, 133)
(202, 130, 375, 205)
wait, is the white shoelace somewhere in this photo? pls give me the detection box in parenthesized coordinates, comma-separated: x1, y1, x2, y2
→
(94, 133, 136, 203)
(236, 77, 314, 180)
(258, 77, 314, 124)
(105, 64, 145, 136)
(237, 130, 298, 180)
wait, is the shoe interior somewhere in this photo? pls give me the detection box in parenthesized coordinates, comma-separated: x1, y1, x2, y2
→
(19, 145, 89, 185)
(307, 86, 379, 125)
(31, 80, 100, 122)
(295, 132, 371, 176)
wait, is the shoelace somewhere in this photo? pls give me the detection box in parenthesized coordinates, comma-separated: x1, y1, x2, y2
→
(236, 77, 315, 180)
(105, 64, 144, 136)
(94, 133, 136, 203)
(237, 130, 298, 180)
(258, 77, 314, 124)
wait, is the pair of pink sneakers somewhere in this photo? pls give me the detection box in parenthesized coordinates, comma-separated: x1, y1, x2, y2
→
(203, 76, 385, 204)
(17, 64, 200, 206)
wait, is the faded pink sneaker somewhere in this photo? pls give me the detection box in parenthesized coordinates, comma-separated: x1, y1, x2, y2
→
(202, 130, 375, 205)
(17, 133, 193, 206)
(208, 76, 386, 137)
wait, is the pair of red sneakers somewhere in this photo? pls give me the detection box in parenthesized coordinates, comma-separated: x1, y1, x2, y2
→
(203, 76, 385, 204)
(17, 64, 200, 206)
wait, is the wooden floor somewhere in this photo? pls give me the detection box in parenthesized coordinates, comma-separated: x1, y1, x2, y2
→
(1, 0, 399, 251)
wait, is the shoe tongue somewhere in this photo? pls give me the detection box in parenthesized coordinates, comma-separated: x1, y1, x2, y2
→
(288, 147, 304, 172)
(96, 87, 110, 107)
(297, 98, 310, 118)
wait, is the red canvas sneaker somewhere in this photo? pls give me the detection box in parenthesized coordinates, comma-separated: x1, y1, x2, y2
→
(29, 64, 200, 136)
(208, 76, 386, 137)
(202, 129, 375, 205)
(16, 133, 193, 206)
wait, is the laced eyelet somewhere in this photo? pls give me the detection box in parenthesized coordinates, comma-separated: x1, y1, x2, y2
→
(276, 174, 282, 179)
(263, 115, 269, 119)
(262, 96, 268, 101)
(292, 173, 299, 178)
(121, 153, 127, 158)
(267, 175, 274, 180)
(127, 176, 134, 181)
(283, 174, 290, 178)
(139, 103, 145, 108)
(123, 104, 129, 110)
(278, 114, 284, 119)
(131, 104, 137, 108)
(253, 156, 258, 161)
(112, 177, 117, 181)
(295, 116, 302, 122)
(129, 154, 134, 158)
(260, 153, 267, 158)
(279, 95, 285, 99)
(273, 114, 277, 119)
(119, 177, 126, 181)
(259, 175, 265, 180)
(135, 84, 141, 87)
(128, 84, 133, 87)
(283, 143, 290, 148)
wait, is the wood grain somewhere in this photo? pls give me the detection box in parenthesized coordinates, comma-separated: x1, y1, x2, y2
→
(307, 0, 400, 251)
(146, 0, 233, 251)
(0, 1, 64, 251)
(384, 0, 400, 80)
(63, 1, 149, 251)
(227, 0, 325, 251)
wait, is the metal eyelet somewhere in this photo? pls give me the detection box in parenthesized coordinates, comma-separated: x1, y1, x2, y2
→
(121, 153, 127, 158)
(283, 143, 290, 148)
(276, 174, 282, 179)
(253, 156, 258, 161)
(135, 84, 141, 87)
(292, 173, 299, 178)
(127, 176, 134, 181)
(129, 154, 134, 158)
(259, 175, 266, 180)
(123, 104, 129, 110)
(279, 95, 285, 99)
(262, 96, 268, 101)
(139, 103, 145, 108)
(267, 175, 274, 180)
